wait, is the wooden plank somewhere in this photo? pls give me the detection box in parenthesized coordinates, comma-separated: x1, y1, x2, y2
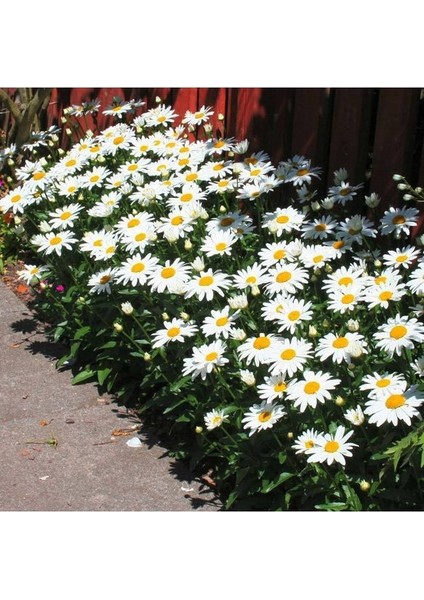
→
(327, 88, 375, 190)
(291, 88, 331, 169)
(197, 87, 227, 137)
(256, 89, 294, 163)
(370, 88, 421, 209)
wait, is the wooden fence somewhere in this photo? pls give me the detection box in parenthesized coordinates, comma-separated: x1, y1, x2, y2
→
(3, 87, 424, 209)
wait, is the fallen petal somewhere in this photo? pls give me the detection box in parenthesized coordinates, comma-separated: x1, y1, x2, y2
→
(126, 437, 142, 448)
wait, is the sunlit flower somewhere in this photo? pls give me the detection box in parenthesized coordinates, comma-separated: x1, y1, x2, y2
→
(48, 203, 83, 229)
(151, 318, 198, 348)
(360, 372, 407, 399)
(328, 181, 363, 205)
(184, 269, 231, 301)
(17, 263, 49, 284)
(363, 280, 406, 309)
(373, 314, 424, 357)
(276, 297, 313, 334)
(301, 215, 338, 240)
(327, 285, 363, 314)
(204, 408, 229, 430)
(406, 265, 424, 295)
(87, 267, 118, 294)
(232, 262, 268, 290)
(182, 105, 214, 126)
(262, 206, 304, 236)
(237, 333, 278, 366)
(257, 375, 289, 401)
(116, 253, 159, 286)
(148, 258, 191, 294)
(266, 337, 313, 377)
(258, 241, 293, 267)
(286, 370, 341, 412)
(32, 230, 77, 256)
(264, 263, 309, 296)
(383, 245, 420, 269)
(307, 426, 357, 465)
(299, 244, 336, 269)
(182, 340, 228, 380)
(364, 386, 424, 426)
(344, 405, 365, 426)
(292, 428, 321, 454)
(201, 229, 238, 257)
(241, 401, 286, 436)
(316, 332, 368, 364)
(201, 305, 239, 339)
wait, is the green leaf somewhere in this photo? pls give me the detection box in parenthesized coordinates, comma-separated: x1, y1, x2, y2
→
(163, 396, 191, 414)
(97, 367, 112, 386)
(261, 472, 294, 494)
(99, 341, 118, 350)
(72, 369, 96, 385)
(314, 502, 348, 511)
(170, 375, 192, 393)
(74, 326, 91, 340)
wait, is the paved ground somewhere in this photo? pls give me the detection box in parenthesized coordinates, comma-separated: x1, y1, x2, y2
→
(0, 279, 221, 511)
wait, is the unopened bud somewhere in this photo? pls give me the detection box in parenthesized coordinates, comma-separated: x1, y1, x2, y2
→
(195, 426, 203, 434)
(287, 432, 294, 440)
(217, 113, 225, 121)
(113, 322, 123, 333)
(180, 312, 190, 321)
(65, 128, 72, 136)
(308, 325, 318, 338)
(162, 312, 170, 321)
(359, 480, 371, 492)
(335, 396, 346, 407)
(143, 352, 152, 362)
(393, 174, 404, 181)
(184, 239, 193, 251)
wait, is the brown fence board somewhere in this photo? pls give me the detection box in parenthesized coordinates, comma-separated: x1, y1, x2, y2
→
(370, 88, 421, 208)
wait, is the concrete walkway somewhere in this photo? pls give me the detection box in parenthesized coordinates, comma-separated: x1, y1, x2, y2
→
(0, 280, 220, 511)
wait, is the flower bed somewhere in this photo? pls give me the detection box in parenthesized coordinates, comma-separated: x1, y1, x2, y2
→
(1, 99, 424, 510)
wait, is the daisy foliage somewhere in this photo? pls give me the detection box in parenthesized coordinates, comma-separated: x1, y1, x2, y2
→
(4, 99, 424, 511)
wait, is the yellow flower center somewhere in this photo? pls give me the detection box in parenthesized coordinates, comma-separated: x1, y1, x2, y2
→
(65, 159, 76, 167)
(206, 351, 218, 362)
(90, 145, 101, 153)
(273, 249, 286, 260)
(127, 218, 140, 228)
(179, 146, 190, 154)
(131, 262, 145, 273)
(33, 171, 45, 181)
(245, 157, 258, 165)
(333, 240, 345, 249)
(390, 325, 407, 339)
(276, 215, 289, 224)
(178, 158, 190, 166)
(250, 168, 261, 177)
(199, 275, 214, 286)
(274, 381, 287, 393)
(281, 348, 296, 360)
(49, 236, 62, 245)
(213, 163, 224, 171)
(396, 254, 408, 263)
(333, 336, 348, 349)
(93, 240, 103, 247)
(216, 316, 229, 327)
(253, 336, 271, 350)
(214, 140, 225, 149)
(60, 211, 72, 220)
(194, 111, 205, 119)
(180, 193, 193, 203)
(297, 168, 309, 176)
(157, 115, 166, 123)
(220, 217, 235, 226)
(135, 232, 147, 242)
(105, 246, 115, 254)
(341, 294, 355, 304)
(246, 276, 257, 284)
(340, 187, 351, 196)
(10, 194, 21, 203)
(218, 180, 229, 188)
(385, 394, 406, 409)
(139, 145, 149, 152)
(185, 173, 198, 182)
(167, 327, 181, 338)
(215, 242, 227, 252)
(393, 215, 406, 225)
(304, 381, 320, 394)
(315, 223, 327, 231)
(324, 440, 340, 453)
(276, 271, 292, 283)
(128, 164, 138, 171)
(90, 175, 100, 183)
(374, 275, 387, 285)
(313, 255, 324, 264)
(161, 267, 176, 279)
(305, 440, 315, 449)
(68, 186, 76, 193)
(171, 216, 184, 226)
(287, 310, 301, 322)
(258, 411, 272, 423)
(339, 276, 353, 286)
(379, 291, 393, 301)
(376, 378, 391, 388)
(113, 136, 125, 145)
(99, 275, 111, 284)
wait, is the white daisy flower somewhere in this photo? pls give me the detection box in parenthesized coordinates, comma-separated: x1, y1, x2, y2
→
(299, 244, 336, 269)
(264, 263, 309, 296)
(48, 203, 83, 230)
(148, 258, 191, 294)
(412, 355, 424, 376)
(258, 241, 293, 267)
(316, 332, 368, 364)
(261, 294, 289, 323)
(327, 285, 363, 314)
(380, 205, 419, 238)
(307, 426, 357, 466)
(151, 318, 198, 348)
(232, 262, 268, 290)
(383, 246, 421, 269)
(56, 175, 84, 197)
(262, 206, 304, 236)
(204, 408, 229, 431)
(201, 306, 239, 339)
(266, 337, 313, 377)
(82, 165, 111, 190)
(17, 263, 49, 284)
(90, 231, 119, 261)
(257, 375, 289, 401)
(360, 372, 407, 399)
(32, 230, 77, 256)
(344, 405, 365, 426)
(406, 265, 424, 295)
(237, 333, 279, 366)
(373, 314, 424, 357)
(182, 340, 228, 380)
(0, 185, 34, 214)
(241, 401, 286, 436)
(363, 280, 406, 309)
(364, 386, 424, 426)
(286, 370, 341, 412)
(87, 268, 118, 294)
(292, 428, 321, 454)
(200, 229, 238, 257)
(115, 253, 159, 287)
(276, 297, 313, 334)
(328, 181, 363, 205)
(300, 215, 338, 240)
(184, 269, 231, 302)
(336, 214, 377, 245)
(182, 105, 214, 126)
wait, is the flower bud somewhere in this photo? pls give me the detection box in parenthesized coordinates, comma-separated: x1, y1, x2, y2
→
(121, 301, 134, 315)
(347, 319, 359, 332)
(251, 285, 261, 296)
(143, 352, 152, 362)
(335, 396, 346, 406)
(195, 426, 203, 434)
(180, 312, 190, 321)
(217, 113, 225, 121)
(308, 325, 318, 338)
(204, 124, 213, 134)
(162, 312, 170, 321)
(155, 96, 161, 103)
(310, 201, 320, 211)
(240, 369, 256, 386)
(184, 239, 193, 251)
(397, 183, 408, 190)
(287, 432, 294, 440)
(403, 194, 414, 201)
(359, 480, 371, 492)
(61, 116, 68, 124)
(393, 174, 404, 181)
(219, 205, 227, 213)
(113, 322, 123, 333)
(66, 128, 72, 136)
